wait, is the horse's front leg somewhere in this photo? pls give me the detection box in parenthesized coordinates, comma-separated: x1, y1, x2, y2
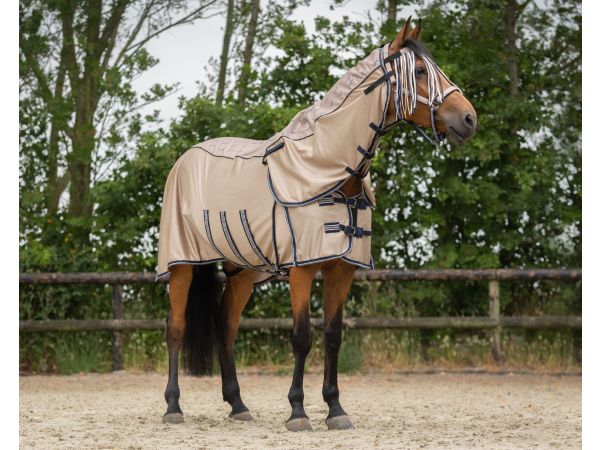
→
(163, 265, 193, 424)
(217, 263, 256, 420)
(285, 265, 320, 432)
(321, 260, 356, 430)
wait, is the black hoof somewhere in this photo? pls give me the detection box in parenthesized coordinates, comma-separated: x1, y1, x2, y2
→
(162, 412, 184, 424)
(229, 411, 254, 421)
(285, 417, 313, 432)
(325, 414, 354, 430)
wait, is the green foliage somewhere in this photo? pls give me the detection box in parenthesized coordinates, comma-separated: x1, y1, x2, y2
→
(20, 0, 581, 373)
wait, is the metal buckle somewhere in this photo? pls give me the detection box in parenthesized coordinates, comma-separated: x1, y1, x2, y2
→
(346, 198, 357, 207)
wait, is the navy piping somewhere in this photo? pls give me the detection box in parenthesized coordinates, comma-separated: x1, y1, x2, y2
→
(267, 169, 347, 207)
(219, 211, 254, 267)
(240, 209, 273, 268)
(278, 192, 354, 268)
(155, 258, 226, 281)
(341, 255, 375, 269)
(266, 48, 391, 206)
(204, 210, 228, 260)
(264, 142, 284, 156)
(283, 207, 298, 265)
(271, 202, 281, 270)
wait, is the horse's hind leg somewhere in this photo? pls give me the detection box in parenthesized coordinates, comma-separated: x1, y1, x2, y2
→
(321, 260, 356, 430)
(218, 263, 256, 420)
(285, 264, 320, 432)
(163, 264, 193, 424)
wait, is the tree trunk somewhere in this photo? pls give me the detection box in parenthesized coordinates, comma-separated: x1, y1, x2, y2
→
(387, 0, 397, 24)
(237, 0, 260, 107)
(47, 49, 69, 215)
(216, 0, 235, 106)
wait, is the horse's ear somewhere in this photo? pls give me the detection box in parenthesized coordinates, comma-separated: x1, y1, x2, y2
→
(390, 16, 412, 53)
(407, 18, 422, 41)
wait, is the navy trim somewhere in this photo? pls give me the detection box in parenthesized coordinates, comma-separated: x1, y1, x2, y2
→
(283, 207, 298, 265)
(219, 211, 254, 267)
(341, 255, 375, 270)
(155, 258, 226, 281)
(265, 142, 284, 156)
(277, 191, 354, 268)
(204, 210, 228, 260)
(265, 46, 395, 208)
(271, 202, 281, 270)
(268, 168, 347, 207)
(240, 210, 273, 268)
(364, 70, 393, 95)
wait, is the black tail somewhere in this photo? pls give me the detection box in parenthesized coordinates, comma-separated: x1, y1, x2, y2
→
(182, 263, 221, 376)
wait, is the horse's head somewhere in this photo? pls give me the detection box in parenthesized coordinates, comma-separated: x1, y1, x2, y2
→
(386, 17, 477, 144)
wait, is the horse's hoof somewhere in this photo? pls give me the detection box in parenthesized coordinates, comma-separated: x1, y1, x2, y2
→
(285, 417, 313, 432)
(325, 415, 354, 430)
(162, 412, 184, 424)
(230, 411, 254, 421)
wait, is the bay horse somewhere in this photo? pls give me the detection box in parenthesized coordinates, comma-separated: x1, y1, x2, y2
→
(159, 18, 477, 431)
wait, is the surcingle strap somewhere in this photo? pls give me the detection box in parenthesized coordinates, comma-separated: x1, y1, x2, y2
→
(364, 71, 393, 95)
(369, 122, 387, 136)
(318, 196, 370, 210)
(324, 222, 372, 238)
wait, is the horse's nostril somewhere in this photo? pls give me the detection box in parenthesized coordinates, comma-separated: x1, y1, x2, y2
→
(464, 113, 474, 128)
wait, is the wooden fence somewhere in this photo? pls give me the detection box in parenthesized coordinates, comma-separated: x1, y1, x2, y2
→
(19, 269, 582, 370)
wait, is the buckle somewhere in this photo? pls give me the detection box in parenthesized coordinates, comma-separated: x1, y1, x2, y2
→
(343, 226, 356, 236)
(346, 198, 357, 207)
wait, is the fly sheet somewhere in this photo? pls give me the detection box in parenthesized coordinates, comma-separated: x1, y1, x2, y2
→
(156, 44, 394, 283)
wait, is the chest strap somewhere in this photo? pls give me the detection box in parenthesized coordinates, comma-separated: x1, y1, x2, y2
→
(324, 222, 372, 238)
(318, 196, 370, 210)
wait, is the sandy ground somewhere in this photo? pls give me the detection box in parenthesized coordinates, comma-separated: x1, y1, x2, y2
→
(20, 370, 581, 449)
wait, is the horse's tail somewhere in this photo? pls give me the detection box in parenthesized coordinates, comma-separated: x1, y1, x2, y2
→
(182, 263, 221, 376)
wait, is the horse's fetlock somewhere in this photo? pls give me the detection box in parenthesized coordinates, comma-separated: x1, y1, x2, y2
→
(288, 386, 305, 404)
(322, 384, 339, 402)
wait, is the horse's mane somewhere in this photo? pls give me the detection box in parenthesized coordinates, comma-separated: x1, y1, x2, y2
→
(402, 38, 435, 62)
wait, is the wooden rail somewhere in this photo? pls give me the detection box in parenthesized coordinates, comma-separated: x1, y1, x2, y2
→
(19, 269, 582, 370)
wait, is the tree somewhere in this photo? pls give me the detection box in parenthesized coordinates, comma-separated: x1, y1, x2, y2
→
(20, 0, 220, 246)
(237, 0, 260, 107)
(216, 0, 235, 105)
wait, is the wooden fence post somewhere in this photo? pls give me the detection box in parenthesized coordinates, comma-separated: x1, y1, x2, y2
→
(488, 280, 503, 363)
(112, 284, 124, 370)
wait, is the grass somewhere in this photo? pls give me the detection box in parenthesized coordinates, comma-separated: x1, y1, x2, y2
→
(20, 328, 581, 375)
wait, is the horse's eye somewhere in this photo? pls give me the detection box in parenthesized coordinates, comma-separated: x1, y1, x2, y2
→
(416, 67, 426, 76)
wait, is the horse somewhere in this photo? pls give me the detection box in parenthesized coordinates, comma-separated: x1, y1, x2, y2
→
(158, 17, 477, 431)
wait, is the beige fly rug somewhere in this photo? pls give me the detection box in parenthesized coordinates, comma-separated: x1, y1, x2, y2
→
(157, 44, 396, 283)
